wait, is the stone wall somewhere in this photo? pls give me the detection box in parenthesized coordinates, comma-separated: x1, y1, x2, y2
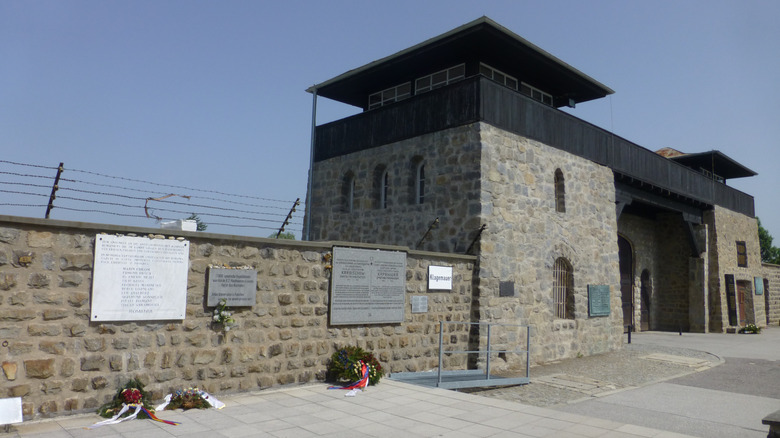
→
(763, 263, 780, 326)
(0, 215, 475, 420)
(307, 124, 483, 253)
(705, 206, 765, 331)
(654, 213, 695, 331)
(618, 213, 662, 331)
(306, 121, 624, 366)
(477, 124, 623, 363)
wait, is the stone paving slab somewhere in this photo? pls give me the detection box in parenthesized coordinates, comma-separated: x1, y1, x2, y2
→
(533, 374, 619, 396)
(4, 380, 698, 438)
(640, 354, 713, 370)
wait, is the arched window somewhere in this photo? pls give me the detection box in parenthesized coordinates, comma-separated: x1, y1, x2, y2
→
(375, 166, 389, 209)
(553, 257, 574, 319)
(345, 173, 356, 213)
(342, 171, 356, 213)
(415, 162, 425, 204)
(554, 169, 565, 213)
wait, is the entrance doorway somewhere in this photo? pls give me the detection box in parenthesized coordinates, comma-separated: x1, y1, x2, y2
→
(618, 236, 633, 330)
(737, 280, 752, 325)
(640, 270, 651, 331)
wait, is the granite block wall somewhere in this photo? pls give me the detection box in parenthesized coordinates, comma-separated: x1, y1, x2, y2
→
(0, 216, 475, 420)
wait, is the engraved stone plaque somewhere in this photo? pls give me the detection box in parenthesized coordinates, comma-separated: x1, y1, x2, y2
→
(91, 235, 189, 321)
(588, 284, 610, 317)
(330, 247, 406, 325)
(755, 277, 764, 295)
(411, 295, 428, 313)
(207, 267, 257, 306)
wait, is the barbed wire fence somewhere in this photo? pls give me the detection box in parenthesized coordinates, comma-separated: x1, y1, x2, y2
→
(0, 160, 304, 238)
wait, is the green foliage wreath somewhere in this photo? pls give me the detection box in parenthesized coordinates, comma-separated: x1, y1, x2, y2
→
(327, 345, 384, 386)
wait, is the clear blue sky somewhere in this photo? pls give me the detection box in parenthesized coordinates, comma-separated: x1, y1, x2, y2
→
(2, 1, 779, 239)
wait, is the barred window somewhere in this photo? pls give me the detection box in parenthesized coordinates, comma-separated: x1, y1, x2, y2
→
(553, 257, 574, 319)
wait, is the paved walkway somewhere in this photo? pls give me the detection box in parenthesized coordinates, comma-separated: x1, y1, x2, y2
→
(9, 328, 779, 437)
(6, 379, 694, 438)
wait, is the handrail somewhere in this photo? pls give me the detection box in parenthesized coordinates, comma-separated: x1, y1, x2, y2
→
(437, 321, 530, 386)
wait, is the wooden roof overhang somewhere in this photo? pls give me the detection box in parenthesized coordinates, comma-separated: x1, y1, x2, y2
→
(669, 150, 758, 181)
(307, 16, 614, 110)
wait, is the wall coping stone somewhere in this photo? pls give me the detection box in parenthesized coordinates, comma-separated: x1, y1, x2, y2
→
(0, 215, 476, 262)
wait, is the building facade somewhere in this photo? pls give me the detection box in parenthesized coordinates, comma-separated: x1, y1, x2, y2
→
(304, 17, 766, 364)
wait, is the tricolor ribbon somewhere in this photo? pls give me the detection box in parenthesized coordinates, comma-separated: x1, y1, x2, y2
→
(87, 404, 179, 429)
(328, 361, 369, 392)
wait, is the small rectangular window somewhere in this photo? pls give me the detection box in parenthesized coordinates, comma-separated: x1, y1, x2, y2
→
(368, 82, 412, 110)
(415, 64, 466, 95)
(736, 241, 748, 267)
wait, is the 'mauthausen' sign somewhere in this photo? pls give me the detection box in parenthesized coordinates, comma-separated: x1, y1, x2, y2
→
(428, 266, 453, 290)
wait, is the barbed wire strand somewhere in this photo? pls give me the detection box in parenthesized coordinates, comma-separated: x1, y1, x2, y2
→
(1, 159, 304, 232)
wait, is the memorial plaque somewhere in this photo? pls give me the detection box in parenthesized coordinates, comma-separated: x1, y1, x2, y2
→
(207, 268, 257, 306)
(755, 277, 764, 295)
(588, 285, 610, 317)
(499, 281, 515, 297)
(411, 295, 428, 313)
(428, 266, 453, 290)
(91, 235, 189, 321)
(725, 274, 737, 326)
(330, 247, 406, 325)
(0, 397, 22, 426)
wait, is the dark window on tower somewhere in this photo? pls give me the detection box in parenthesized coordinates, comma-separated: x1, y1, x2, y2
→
(554, 169, 566, 213)
(416, 162, 425, 204)
(736, 241, 748, 267)
(380, 170, 389, 209)
(553, 257, 574, 319)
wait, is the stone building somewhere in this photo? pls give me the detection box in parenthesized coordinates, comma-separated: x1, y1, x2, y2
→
(303, 17, 766, 363)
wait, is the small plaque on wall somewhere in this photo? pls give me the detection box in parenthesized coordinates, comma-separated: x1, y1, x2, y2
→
(499, 281, 515, 297)
(755, 277, 764, 295)
(207, 267, 257, 306)
(428, 266, 453, 290)
(588, 285, 610, 317)
(411, 295, 428, 313)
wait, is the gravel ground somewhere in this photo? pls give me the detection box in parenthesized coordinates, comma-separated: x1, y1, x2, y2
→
(462, 343, 721, 407)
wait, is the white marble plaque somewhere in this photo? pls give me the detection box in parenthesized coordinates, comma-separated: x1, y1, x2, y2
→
(0, 397, 22, 425)
(411, 295, 428, 313)
(91, 235, 189, 321)
(207, 267, 257, 306)
(330, 247, 406, 325)
(428, 265, 453, 290)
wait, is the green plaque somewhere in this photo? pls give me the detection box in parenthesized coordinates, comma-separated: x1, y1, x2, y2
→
(755, 277, 764, 295)
(588, 285, 610, 317)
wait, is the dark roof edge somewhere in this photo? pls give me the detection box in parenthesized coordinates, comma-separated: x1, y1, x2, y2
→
(306, 16, 615, 96)
(672, 150, 758, 177)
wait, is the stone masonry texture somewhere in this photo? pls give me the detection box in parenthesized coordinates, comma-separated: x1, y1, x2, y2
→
(0, 216, 475, 420)
(307, 122, 624, 369)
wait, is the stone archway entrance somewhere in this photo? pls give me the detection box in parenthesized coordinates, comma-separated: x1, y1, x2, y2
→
(618, 236, 634, 330)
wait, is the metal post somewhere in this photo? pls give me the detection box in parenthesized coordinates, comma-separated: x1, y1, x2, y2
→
(304, 89, 317, 241)
(485, 324, 491, 380)
(45, 162, 64, 219)
(525, 326, 530, 379)
(627, 325, 632, 344)
(437, 321, 444, 387)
